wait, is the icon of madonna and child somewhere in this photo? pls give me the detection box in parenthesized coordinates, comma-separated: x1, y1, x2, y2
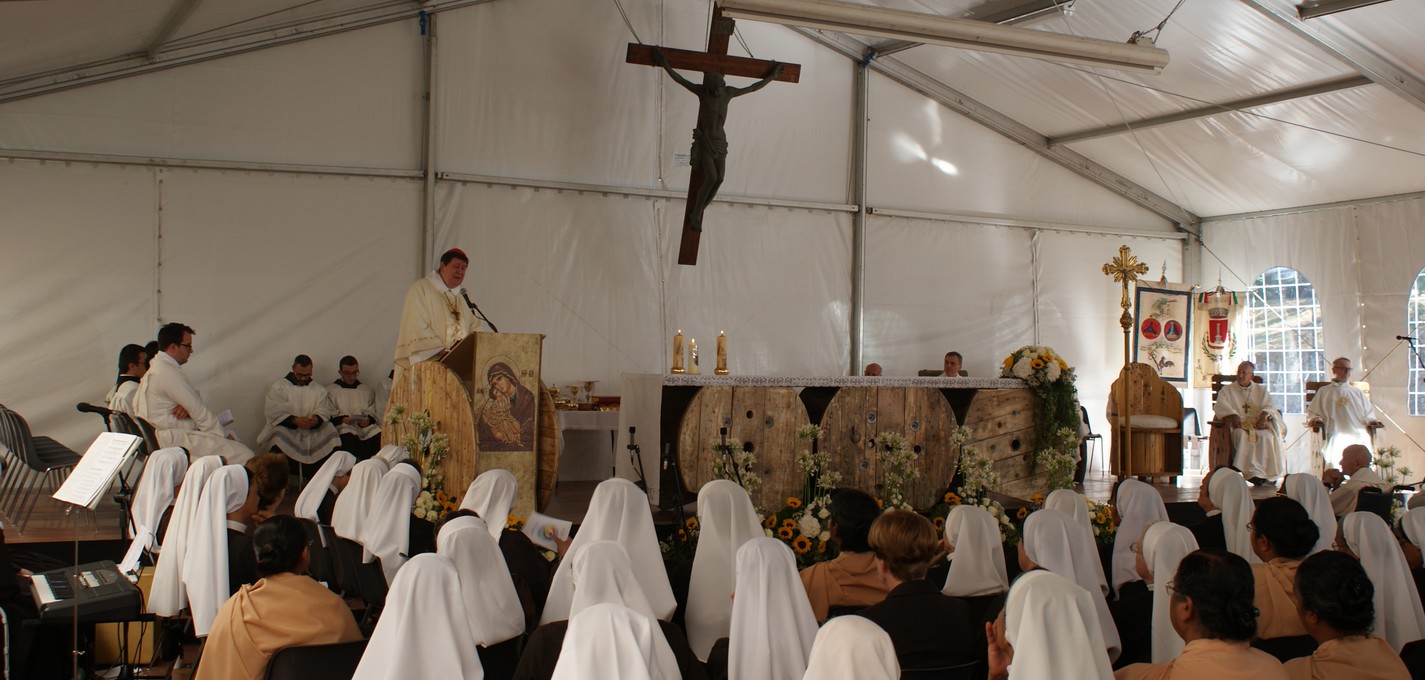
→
(476, 360, 536, 451)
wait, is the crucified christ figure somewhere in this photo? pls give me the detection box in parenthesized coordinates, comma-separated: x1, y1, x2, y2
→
(654, 47, 783, 232)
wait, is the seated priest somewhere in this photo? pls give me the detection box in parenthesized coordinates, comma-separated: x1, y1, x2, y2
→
(1212, 361, 1284, 486)
(1324, 444, 1392, 518)
(256, 354, 339, 477)
(134, 322, 254, 464)
(326, 355, 382, 459)
(393, 247, 480, 382)
(942, 351, 966, 377)
(105, 343, 147, 415)
(1306, 357, 1384, 469)
(864, 363, 883, 376)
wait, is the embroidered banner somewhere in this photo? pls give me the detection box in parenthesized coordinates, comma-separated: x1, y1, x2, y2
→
(1134, 283, 1194, 383)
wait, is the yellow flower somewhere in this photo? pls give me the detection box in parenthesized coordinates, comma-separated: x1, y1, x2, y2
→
(1040, 353, 1053, 362)
(1029, 493, 1045, 505)
(781, 518, 797, 530)
(786, 497, 803, 509)
(1016, 507, 1029, 520)
(943, 491, 962, 505)
(1003, 355, 1014, 369)
(933, 516, 945, 530)
(777, 526, 795, 540)
(763, 514, 777, 529)
(817, 540, 827, 552)
(685, 517, 700, 530)
(1057, 358, 1068, 371)
(1031, 358, 1046, 369)
(875, 497, 885, 508)
(792, 536, 812, 554)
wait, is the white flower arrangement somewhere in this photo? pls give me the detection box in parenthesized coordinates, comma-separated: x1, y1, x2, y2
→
(795, 424, 840, 510)
(1000, 345, 1073, 388)
(710, 437, 762, 500)
(875, 431, 918, 511)
(958, 444, 1001, 501)
(387, 405, 456, 521)
(1376, 445, 1412, 485)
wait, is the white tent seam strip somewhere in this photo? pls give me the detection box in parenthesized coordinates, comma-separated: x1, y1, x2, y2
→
(0, 148, 423, 179)
(867, 207, 1188, 241)
(438, 171, 859, 213)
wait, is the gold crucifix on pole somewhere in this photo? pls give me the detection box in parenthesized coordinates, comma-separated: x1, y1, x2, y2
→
(1103, 245, 1149, 478)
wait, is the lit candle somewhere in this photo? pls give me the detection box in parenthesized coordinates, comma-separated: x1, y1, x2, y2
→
(671, 329, 685, 374)
(715, 330, 729, 375)
(690, 338, 700, 375)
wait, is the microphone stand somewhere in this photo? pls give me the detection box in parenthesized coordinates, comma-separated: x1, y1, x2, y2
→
(460, 290, 499, 333)
(1403, 335, 1425, 375)
(717, 427, 744, 488)
(627, 427, 647, 492)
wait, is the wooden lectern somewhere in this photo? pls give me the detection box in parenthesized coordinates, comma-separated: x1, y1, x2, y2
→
(385, 332, 558, 518)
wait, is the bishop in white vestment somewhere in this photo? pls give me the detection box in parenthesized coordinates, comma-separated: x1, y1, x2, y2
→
(256, 356, 340, 466)
(1212, 361, 1284, 482)
(1306, 357, 1382, 469)
(392, 248, 479, 382)
(134, 324, 254, 464)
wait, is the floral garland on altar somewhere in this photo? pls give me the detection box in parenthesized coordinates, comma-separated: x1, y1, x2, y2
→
(385, 405, 458, 521)
(1001, 345, 1082, 473)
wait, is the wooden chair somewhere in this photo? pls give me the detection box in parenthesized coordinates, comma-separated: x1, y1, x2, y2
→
(1106, 363, 1183, 481)
(1207, 374, 1263, 471)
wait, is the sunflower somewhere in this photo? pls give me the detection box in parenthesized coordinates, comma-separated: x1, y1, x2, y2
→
(1016, 507, 1030, 520)
(781, 518, 797, 531)
(1057, 358, 1068, 371)
(1029, 493, 1045, 505)
(817, 540, 827, 552)
(676, 529, 687, 539)
(1030, 358, 1046, 370)
(786, 497, 803, 509)
(933, 516, 945, 530)
(943, 491, 962, 505)
(1002, 355, 1014, 369)
(875, 497, 884, 509)
(777, 526, 795, 540)
(792, 536, 812, 554)
(685, 517, 700, 530)
(763, 514, 777, 529)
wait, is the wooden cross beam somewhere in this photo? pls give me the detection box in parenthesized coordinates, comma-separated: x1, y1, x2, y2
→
(627, 9, 800, 265)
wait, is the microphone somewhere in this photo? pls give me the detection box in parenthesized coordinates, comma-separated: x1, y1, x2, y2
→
(460, 288, 499, 333)
(1399, 335, 1415, 341)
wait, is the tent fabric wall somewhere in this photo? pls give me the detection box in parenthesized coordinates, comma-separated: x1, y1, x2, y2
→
(1203, 196, 1425, 476)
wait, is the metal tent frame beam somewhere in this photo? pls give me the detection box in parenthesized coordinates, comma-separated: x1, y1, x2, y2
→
(792, 27, 1201, 232)
(1240, 0, 1425, 113)
(145, 0, 206, 59)
(1049, 75, 1371, 145)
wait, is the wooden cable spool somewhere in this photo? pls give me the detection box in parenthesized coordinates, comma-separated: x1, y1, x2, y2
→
(960, 388, 1040, 498)
(675, 386, 809, 509)
(816, 387, 958, 509)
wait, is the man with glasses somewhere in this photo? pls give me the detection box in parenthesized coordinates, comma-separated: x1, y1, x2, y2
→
(257, 354, 340, 476)
(1306, 357, 1383, 469)
(134, 322, 254, 463)
(326, 355, 383, 459)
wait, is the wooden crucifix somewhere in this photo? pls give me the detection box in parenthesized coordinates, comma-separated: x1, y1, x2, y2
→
(627, 8, 800, 265)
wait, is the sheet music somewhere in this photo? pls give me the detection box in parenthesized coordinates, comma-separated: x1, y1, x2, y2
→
(521, 512, 572, 552)
(52, 432, 140, 509)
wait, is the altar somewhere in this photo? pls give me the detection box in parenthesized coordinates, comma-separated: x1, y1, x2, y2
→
(617, 374, 1048, 510)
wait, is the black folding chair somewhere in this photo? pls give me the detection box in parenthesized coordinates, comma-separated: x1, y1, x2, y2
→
(900, 660, 981, 680)
(0, 404, 82, 532)
(265, 639, 368, 680)
(298, 518, 335, 587)
(1357, 486, 1395, 525)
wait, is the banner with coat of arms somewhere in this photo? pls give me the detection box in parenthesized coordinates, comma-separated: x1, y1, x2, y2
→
(1192, 286, 1244, 388)
(1133, 283, 1193, 383)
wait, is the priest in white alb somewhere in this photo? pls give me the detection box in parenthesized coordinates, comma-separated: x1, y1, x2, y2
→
(393, 248, 480, 383)
(1306, 356, 1383, 469)
(134, 322, 255, 464)
(1212, 360, 1284, 485)
(326, 355, 383, 459)
(256, 354, 340, 474)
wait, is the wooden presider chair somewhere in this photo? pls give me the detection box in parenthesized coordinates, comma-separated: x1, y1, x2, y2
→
(1106, 363, 1184, 482)
(1304, 380, 1382, 457)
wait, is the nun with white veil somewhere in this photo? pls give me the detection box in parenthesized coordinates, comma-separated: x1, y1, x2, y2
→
(1282, 472, 1337, 554)
(942, 505, 1009, 598)
(1343, 511, 1425, 651)
(460, 469, 518, 536)
(1111, 480, 1169, 596)
(438, 514, 528, 679)
(352, 553, 485, 680)
(1139, 521, 1199, 663)
(992, 569, 1113, 680)
(180, 464, 251, 636)
(1046, 489, 1108, 594)
(686, 480, 765, 661)
(330, 457, 388, 541)
(1021, 509, 1122, 662)
(372, 443, 409, 467)
(360, 462, 423, 583)
(1402, 507, 1425, 554)
(126, 447, 188, 558)
(706, 537, 818, 680)
(1200, 467, 1258, 563)
(800, 614, 899, 680)
(292, 450, 356, 523)
(551, 603, 682, 680)
(148, 455, 223, 617)
(541, 478, 675, 624)
(515, 541, 705, 680)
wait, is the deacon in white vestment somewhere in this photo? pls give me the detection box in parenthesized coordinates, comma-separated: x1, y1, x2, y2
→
(1306, 357, 1383, 469)
(1212, 361, 1284, 483)
(105, 343, 147, 415)
(255, 355, 339, 466)
(393, 248, 480, 382)
(134, 323, 254, 464)
(326, 355, 382, 459)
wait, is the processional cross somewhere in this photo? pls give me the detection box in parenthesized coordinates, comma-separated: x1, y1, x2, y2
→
(626, 8, 801, 265)
(1102, 245, 1150, 477)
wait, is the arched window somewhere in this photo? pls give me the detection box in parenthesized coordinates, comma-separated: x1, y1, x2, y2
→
(1410, 267, 1425, 416)
(1245, 267, 1326, 414)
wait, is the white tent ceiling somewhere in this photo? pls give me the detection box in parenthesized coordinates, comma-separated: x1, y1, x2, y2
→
(2, 0, 1422, 221)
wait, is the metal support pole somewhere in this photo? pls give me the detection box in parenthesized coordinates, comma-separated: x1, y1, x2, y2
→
(420, 11, 439, 276)
(849, 55, 870, 375)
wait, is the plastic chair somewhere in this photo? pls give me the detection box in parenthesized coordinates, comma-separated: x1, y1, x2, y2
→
(265, 639, 368, 680)
(0, 405, 82, 532)
(1356, 486, 1395, 525)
